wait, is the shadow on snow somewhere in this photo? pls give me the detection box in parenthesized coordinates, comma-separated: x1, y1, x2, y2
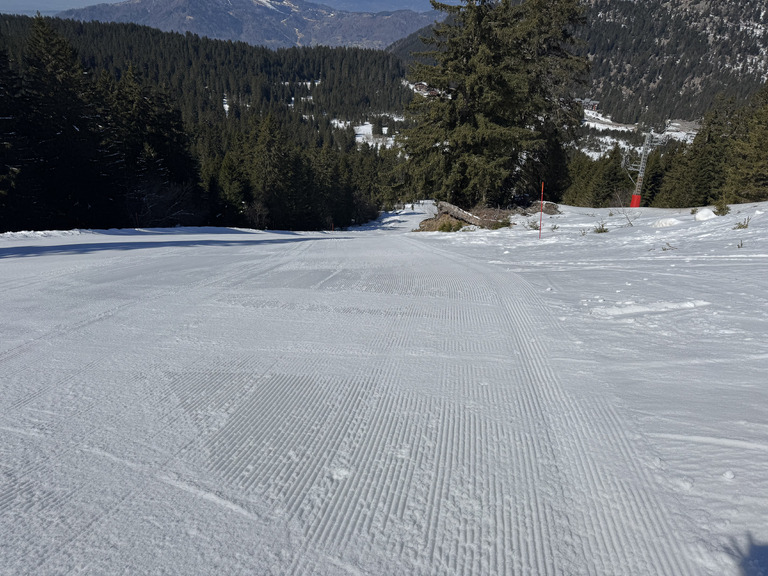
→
(0, 231, 346, 259)
(727, 533, 768, 576)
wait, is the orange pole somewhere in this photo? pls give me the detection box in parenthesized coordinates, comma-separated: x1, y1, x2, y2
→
(539, 182, 544, 239)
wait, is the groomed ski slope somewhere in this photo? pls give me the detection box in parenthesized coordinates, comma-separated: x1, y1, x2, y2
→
(1, 202, 767, 575)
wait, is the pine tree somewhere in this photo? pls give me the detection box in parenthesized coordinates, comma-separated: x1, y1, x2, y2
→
(561, 151, 597, 206)
(651, 147, 694, 209)
(17, 16, 107, 229)
(310, 142, 344, 229)
(723, 83, 768, 202)
(562, 145, 632, 207)
(217, 139, 253, 225)
(98, 65, 203, 226)
(599, 145, 634, 207)
(653, 102, 734, 208)
(401, 0, 587, 209)
(0, 49, 23, 231)
(640, 148, 663, 207)
(251, 114, 299, 229)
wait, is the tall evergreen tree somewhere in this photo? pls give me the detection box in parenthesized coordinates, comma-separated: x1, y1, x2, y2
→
(561, 150, 598, 207)
(653, 102, 735, 208)
(562, 145, 632, 207)
(310, 142, 345, 229)
(96, 65, 204, 226)
(251, 114, 300, 229)
(724, 83, 768, 203)
(217, 136, 254, 225)
(18, 16, 107, 229)
(400, 0, 587, 208)
(0, 49, 23, 230)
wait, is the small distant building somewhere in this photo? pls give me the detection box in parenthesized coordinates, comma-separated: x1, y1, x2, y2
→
(664, 119, 701, 144)
(577, 98, 600, 111)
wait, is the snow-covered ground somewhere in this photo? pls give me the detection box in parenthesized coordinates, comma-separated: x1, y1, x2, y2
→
(1, 202, 767, 575)
(580, 110, 699, 159)
(583, 109, 637, 133)
(353, 122, 395, 148)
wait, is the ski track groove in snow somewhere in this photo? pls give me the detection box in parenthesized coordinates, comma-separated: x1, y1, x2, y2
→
(1, 237, 320, 572)
(412, 235, 698, 575)
(0, 238, 311, 381)
(508, 286, 695, 575)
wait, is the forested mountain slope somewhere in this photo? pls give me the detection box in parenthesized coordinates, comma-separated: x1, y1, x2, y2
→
(0, 15, 411, 232)
(391, 0, 768, 125)
(0, 15, 412, 125)
(310, 0, 433, 12)
(57, 0, 439, 50)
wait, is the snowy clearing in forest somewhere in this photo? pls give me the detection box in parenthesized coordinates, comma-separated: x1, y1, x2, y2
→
(1, 202, 767, 575)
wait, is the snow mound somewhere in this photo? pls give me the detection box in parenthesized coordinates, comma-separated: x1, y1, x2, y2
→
(1, 229, 89, 239)
(652, 218, 682, 228)
(591, 300, 711, 318)
(694, 208, 717, 221)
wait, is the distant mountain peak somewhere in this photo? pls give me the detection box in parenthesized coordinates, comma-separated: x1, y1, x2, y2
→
(58, 0, 438, 49)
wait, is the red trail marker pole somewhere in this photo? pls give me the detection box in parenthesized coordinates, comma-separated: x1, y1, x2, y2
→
(539, 182, 544, 239)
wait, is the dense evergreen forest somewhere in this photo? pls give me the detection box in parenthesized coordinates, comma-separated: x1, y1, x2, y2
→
(394, 0, 768, 211)
(391, 0, 767, 127)
(582, 0, 767, 127)
(0, 14, 410, 232)
(564, 85, 768, 210)
(1, 6, 767, 232)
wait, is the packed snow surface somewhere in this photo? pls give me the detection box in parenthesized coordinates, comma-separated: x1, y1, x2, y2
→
(1, 202, 767, 575)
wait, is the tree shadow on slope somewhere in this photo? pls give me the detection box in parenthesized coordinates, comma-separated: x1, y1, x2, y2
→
(0, 234, 342, 259)
(727, 533, 768, 576)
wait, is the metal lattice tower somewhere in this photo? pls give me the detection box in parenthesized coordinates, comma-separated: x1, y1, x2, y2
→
(625, 132, 665, 207)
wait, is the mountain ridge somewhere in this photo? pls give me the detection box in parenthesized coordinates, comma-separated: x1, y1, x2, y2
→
(57, 0, 440, 49)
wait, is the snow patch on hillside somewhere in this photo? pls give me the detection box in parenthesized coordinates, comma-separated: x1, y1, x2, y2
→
(251, 0, 281, 10)
(579, 110, 699, 158)
(583, 109, 637, 132)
